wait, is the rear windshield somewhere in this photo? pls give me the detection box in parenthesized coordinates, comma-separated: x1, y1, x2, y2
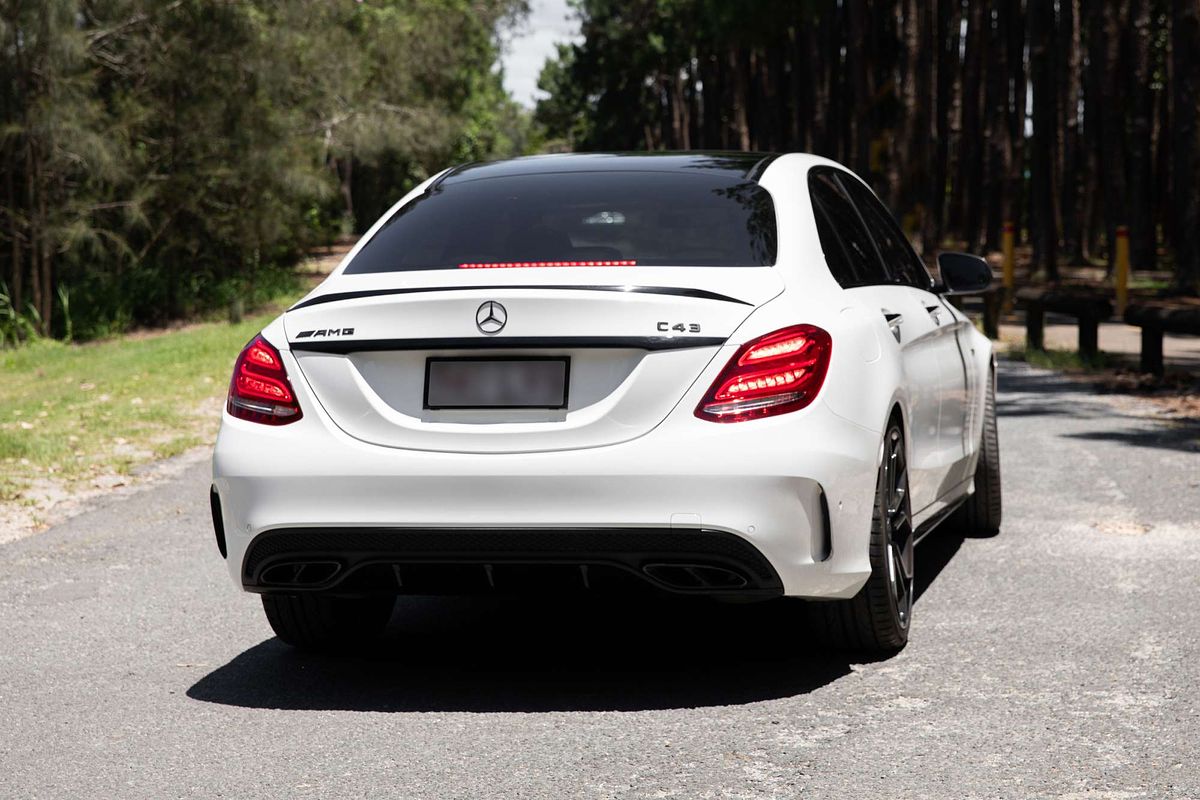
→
(344, 171, 777, 273)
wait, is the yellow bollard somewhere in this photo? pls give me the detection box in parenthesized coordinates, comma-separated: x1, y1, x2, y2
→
(1002, 221, 1016, 313)
(1115, 225, 1130, 317)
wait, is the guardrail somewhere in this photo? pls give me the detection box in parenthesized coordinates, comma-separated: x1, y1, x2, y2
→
(1123, 302, 1200, 376)
(1015, 288, 1113, 359)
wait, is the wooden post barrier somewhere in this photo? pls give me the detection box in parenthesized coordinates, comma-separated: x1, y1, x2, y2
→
(1078, 310, 1100, 360)
(1025, 298, 1045, 351)
(1124, 303, 1200, 377)
(1002, 221, 1016, 313)
(982, 288, 1001, 340)
(1115, 225, 1130, 317)
(1016, 288, 1112, 357)
(1140, 325, 1164, 376)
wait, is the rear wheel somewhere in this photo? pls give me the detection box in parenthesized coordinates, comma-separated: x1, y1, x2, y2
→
(809, 421, 913, 653)
(951, 369, 1002, 537)
(261, 594, 395, 651)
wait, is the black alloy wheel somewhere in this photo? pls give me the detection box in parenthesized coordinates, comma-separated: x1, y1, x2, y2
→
(881, 424, 914, 630)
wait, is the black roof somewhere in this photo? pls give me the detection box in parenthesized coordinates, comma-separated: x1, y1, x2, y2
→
(440, 152, 779, 187)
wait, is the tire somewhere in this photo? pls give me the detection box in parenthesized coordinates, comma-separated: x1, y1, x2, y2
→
(808, 420, 914, 654)
(261, 594, 395, 651)
(952, 368, 1002, 538)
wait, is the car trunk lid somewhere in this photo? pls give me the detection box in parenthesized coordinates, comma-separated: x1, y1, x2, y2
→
(284, 268, 782, 453)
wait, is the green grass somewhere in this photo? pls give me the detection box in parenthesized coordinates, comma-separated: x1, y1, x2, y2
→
(1129, 277, 1171, 292)
(0, 301, 295, 499)
(1006, 346, 1113, 371)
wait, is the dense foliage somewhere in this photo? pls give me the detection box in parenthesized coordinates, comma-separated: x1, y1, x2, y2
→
(537, 0, 1200, 294)
(1, 0, 529, 342)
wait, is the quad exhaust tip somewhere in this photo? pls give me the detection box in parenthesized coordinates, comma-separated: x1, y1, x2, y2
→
(642, 563, 749, 590)
(259, 561, 342, 587)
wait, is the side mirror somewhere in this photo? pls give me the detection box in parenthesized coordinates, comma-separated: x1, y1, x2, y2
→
(936, 252, 993, 295)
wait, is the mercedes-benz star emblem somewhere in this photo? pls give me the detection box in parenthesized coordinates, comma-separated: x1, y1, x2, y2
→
(476, 301, 507, 335)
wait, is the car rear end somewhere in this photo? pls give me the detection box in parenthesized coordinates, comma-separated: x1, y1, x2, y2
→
(210, 154, 881, 606)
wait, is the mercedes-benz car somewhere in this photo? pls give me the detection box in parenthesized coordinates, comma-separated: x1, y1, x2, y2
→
(209, 153, 1001, 654)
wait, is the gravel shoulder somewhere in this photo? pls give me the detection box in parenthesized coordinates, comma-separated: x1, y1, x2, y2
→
(1, 359, 1197, 799)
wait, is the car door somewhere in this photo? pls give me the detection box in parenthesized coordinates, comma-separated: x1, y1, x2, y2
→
(839, 176, 972, 506)
(807, 170, 945, 515)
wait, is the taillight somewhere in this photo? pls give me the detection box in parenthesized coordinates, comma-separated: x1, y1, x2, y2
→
(226, 335, 303, 425)
(695, 325, 832, 423)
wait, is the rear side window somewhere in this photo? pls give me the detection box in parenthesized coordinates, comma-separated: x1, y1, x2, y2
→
(345, 171, 778, 273)
(840, 178, 933, 289)
(808, 172, 889, 287)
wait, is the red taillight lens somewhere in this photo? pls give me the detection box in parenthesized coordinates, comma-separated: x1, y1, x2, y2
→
(695, 325, 832, 423)
(226, 335, 303, 425)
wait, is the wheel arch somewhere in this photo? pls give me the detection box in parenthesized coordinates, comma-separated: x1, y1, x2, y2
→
(877, 398, 909, 469)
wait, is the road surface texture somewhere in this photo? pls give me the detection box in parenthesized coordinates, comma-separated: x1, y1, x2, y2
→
(2, 361, 1198, 799)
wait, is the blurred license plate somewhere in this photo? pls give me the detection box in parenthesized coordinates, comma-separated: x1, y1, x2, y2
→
(424, 357, 570, 410)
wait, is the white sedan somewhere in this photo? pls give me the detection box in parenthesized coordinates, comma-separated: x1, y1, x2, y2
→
(210, 152, 1001, 654)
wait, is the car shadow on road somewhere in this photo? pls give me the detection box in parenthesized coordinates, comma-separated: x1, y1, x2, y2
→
(996, 365, 1110, 420)
(187, 597, 857, 713)
(997, 360, 1200, 453)
(188, 534, 964, 714)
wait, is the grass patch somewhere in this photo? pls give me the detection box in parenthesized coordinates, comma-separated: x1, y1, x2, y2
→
(1129, 277, 1171, 292)
(0, 295, 297, 499)
(1006, 346, 1113, 372)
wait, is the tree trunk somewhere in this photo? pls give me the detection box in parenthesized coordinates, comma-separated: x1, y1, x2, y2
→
(1082, 0, 1106, 261)
(1005, 0, 1028, 250)
(686, 55, 702, 149)
(700, 51, 720, 149)
(38, 181, 51, 335)
(1155, 29, 1172, 254)
(1029, 0, 1059, 280)
(339, 155, 354, 229)
(729, 47, 751, 151)
(717, 48, 733, 149)
(816, 0, 842, 158)
(674, 68, 690, 150)
(780, 28, 798, 150)
(847, 0, 872, 177)
(958, 0, 987, 251)
(913, 0, 934, 250)
(898, 0, 930, 248)
(25, 143, 42, 328)
(6, 144, 22, 314)
(1128, 0, 1158, 270)
(1060, 0, 1086, 264)
(1100, 1, 1130, 274)
(982, 0, 1008, 252)
(1172, 0, 1200, 293)
(930, 0, 961, 248)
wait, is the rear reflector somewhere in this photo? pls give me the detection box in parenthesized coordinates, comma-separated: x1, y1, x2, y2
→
(458, 260, 636, 269)
(227, 335, 303, 425)
(695, 325, 832, 423)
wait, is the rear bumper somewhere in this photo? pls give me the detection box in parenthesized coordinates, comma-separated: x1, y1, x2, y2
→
(212, 395, 882, 599)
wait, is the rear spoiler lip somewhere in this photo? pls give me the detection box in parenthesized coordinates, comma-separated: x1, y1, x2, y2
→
(289, 284, 752, 312)
(290, 335, 728, 355)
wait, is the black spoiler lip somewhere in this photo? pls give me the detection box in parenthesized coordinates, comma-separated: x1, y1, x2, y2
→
(289, 335, 728, 354)
(289, 284, 752, 312)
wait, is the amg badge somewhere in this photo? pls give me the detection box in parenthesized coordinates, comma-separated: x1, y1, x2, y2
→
(295, 327, 354, 339)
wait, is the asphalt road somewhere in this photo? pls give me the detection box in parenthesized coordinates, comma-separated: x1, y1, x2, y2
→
(2, 360, 1199, 799)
